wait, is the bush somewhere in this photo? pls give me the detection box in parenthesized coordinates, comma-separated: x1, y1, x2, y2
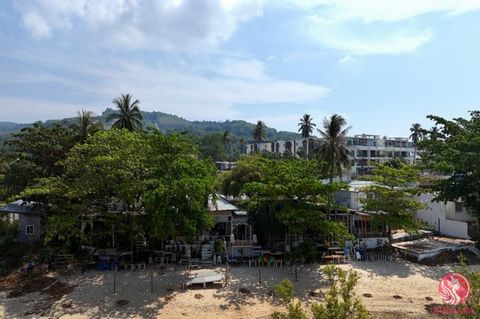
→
(271, 266, 370, 319)
(272, 279, 307, 319)
(311, 265, 370, 319)
(455, 254, 480, 318)
(292, 239, 317, 263)
(274, 279, 295, 304)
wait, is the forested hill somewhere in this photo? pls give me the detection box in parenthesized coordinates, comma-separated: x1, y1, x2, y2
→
(0, 108, 300, 142)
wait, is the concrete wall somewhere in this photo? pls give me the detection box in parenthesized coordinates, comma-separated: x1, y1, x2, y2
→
(246, 142, 272, 154)
(18, 214, 41, 242)
(334, 190, 364, 210)
(416, 194, 470, 239)
(335, 190, 473, 239)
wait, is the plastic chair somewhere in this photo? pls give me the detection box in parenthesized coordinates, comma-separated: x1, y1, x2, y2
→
(355, 251, 362, 261)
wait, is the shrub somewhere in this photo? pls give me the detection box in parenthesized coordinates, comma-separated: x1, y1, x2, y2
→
(272, 279, 307, 319)
(311, 265, 370, 319)
(455, 254, 480, 318)
(292, 239, 317, 263)
(271, 266, 370, 319)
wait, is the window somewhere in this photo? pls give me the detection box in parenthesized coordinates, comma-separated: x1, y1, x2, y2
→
(25, 225, 35, 236)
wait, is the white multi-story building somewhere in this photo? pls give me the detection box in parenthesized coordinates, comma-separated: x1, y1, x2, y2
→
(245, 134, 417, 178)
(346, 134, 416, 177)
(245, 139, 308, 156)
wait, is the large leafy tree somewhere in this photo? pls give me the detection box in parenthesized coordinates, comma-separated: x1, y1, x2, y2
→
(70, 109, 103, 143)
(218, 155, 264, 197)
(318, 114, 351, 182)
(143, 132, 216, 239)
(198, 133, 228, 161)
(107, 93, 143, 132)
(298, 114, 316, 159)
(361, 163, 424, 239)
(223, 156, 349, 248)
(409, 123, 424, 163)
(252, 120, 266, 142)
(418, 111, 480, 242)
(2, 123, 76, 198)
(22, 130, 216, 249)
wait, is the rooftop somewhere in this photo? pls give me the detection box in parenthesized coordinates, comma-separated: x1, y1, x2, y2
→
(0, 200, 48, 215)
(208, 195, 240, 212)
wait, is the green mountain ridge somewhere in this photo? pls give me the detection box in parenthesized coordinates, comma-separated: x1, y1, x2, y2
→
(0, 108, 300, 142)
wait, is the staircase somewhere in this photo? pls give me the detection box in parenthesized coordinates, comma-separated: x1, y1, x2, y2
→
(201, 243, 214, 265)
(135, 233, 148, 249)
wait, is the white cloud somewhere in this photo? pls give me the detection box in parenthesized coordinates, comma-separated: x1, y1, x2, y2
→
(83, 59, 329, 121)
(14, 0, 265, 50)
(338, 55, 355, 64)
(0, 45, 329, 122)
(283, 0, 480, 55)
(286, 0, 480, 22)
(0, 97, 81, 122)
(212, 58, 268, 80)
(21, 11, 50, 38)
(308, 15, 433, 55)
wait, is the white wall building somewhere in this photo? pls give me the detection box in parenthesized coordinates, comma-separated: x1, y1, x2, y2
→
(334, 181, 479, 240)
(346, 134, 416, 177)
(245, 139, 308, 156)
(416, 194, 478, 240)
(245, 134, 417, 178)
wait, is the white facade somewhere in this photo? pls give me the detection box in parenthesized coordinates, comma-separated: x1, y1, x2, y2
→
(245, 141, 272, 154)
(334, 182, 478, 240)
(416, 193, 477, 240)
(245, 139, 307, 156)
(346, 134, 416, 177)
(245, 134, 416, 178)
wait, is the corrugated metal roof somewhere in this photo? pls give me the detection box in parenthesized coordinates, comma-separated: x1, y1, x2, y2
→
(208, 195, 239, 212)
(0, 200, 46, 215)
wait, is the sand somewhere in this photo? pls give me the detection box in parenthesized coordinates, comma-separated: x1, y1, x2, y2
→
(1, 260, 478, 319)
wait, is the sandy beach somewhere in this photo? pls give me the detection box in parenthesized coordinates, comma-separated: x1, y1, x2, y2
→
(1, 260, 478, 319)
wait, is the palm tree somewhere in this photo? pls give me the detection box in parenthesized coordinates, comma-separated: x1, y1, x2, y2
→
(71, 109, 103, 142)
(298, 114, 316, 159)
(222, 130, 231, 160)
(222, 130, 230, 145)
(409, 123, 423, 163)
(252, 120, 266, 141)
(107, 93, 143, 132)
(318, 114, 351, 182)
(428, 126, 440, 142)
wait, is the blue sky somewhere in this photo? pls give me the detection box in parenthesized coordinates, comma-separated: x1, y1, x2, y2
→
(1, 1, 480, 137)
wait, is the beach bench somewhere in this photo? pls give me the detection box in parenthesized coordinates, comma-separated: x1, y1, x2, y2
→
(184, 270, 225, 288)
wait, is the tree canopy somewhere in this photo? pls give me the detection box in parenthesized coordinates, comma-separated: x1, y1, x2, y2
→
(2, 123, 76, 199)
(418, 111, 480, 226)
(360, 163, 424, 237)
(21, 129, 216, 248)
(220, 155, 350, 249)
(252, 120, 267, 142)
(317, 114, 351, 182)
(107, 93, 143, 132)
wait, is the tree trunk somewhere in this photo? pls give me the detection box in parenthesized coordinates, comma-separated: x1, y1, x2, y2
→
(305, 138, 309, 160)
